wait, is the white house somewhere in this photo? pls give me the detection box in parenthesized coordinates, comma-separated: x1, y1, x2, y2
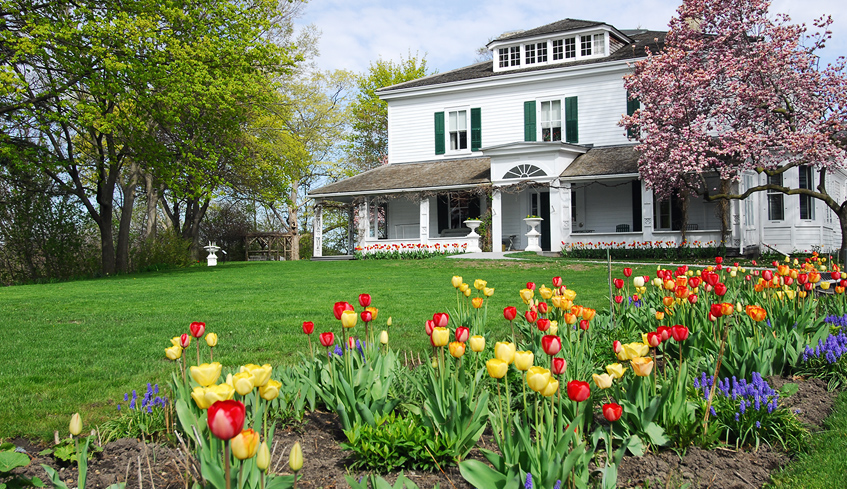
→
(308, 19, 843, 256)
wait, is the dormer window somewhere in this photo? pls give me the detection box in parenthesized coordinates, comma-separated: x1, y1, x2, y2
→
(580, 35, 592, 56)
(498, 49, 509, 68)
(593, 33, 605, 55)
(564, 38, 576, 59)
(509, 46, 520, 66)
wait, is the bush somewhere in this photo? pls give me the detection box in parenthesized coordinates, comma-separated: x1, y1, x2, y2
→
(131, 230, 193, 272)
(199, 202, 253, 261)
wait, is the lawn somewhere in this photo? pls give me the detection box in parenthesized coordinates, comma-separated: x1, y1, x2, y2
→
(0, 256, 641, 440)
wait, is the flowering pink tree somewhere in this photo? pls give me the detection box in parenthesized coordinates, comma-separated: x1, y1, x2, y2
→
(622, 0, 847, 261)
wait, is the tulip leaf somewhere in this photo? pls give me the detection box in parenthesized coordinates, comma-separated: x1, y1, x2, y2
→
(39, 465, 68, 489)
(355, 401, 376, 427)
(0, 452, 30, 473)
(458, 459, 514, 489)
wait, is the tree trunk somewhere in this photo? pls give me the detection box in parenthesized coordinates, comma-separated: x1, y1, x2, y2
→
(142, 172, 159, 242)
(288, 179, 300, 260)
(839, 206, 847, 267)
(718, 179, 731, 253)
(116, 161, 140, 273)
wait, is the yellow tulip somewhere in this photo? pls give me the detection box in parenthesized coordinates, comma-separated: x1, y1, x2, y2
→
(562, 289, 576, 301)
(484, 287, 495, 297)
(232, 371, 255, 396)
(232, 429, 260, 460)
(526, 366, 551, 392)
(463, 288, 471, 297)
(551, 296, 562, 308)
(549, 321, 559, 336)
(69, 413, 82, 436)
(459, 282, 469, 292)
(474, 279, 487, 290)
(655, 311, 665, 320)
(165, 345, 183, 360)
(469, 335, 486, 352)
(486, 358, 508, 379)
(170, 336, 181, 347)
(494, 341, 516, 365)
(289, 441, 303, 472)
(617, 342, 649, 361)
(820, 281, 831, 290)
(592, 373, 613, 389)
(449, 341, 466, 358)
(514, 350, 534, 371)
(190, 362, 222, 387)
(431, 327, 449, 347)
(539, 285, 553, 300)
(606, 363, 626, 379)
(631, 357, 654, 377)
(541, 378, 559, 397)
(519, 288, 534, 303)
(205, 333, 218, 347)
(256, 441, 271, 471)
(365, 306, 378, 319)
(785, 289, 796, 300)
(452, 276, 463, 288)
(472, 297, 484, 309)
(379, 330, 389, 345)
(341, 309, 357, 328)
(191, 387, 212, 409)
(387, 317, 393, 326)
(259, 379, 281, 401)
(242, 364, 273, 387)
(204, 383, 235, 405)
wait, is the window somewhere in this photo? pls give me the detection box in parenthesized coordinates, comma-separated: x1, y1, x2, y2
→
(498, 48, 509, 68)
(504, 164, 546, 179)
(552, 39, 563, 60)
(767, 173, 784, 221)
(654, 194, 683, 230)
(510, 46, 520, 66)
(580, 35, 592, 56)
(743, 174, 755, 226)
(536, 42, 547, 62)
(525, 44, 535, 64)
(448, 110, 468, 151)
(368, 199, 387, 239)
(437, 193, 481, 231)
(799, 166, 815, 220)
(564, 38, 575, 58)
(593, 33, 605, 55)
(540, 100, 562, 141)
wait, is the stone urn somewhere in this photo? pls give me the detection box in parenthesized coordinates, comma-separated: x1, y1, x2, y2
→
(524, 217, 543, 253)
(463, 219, 483, 253)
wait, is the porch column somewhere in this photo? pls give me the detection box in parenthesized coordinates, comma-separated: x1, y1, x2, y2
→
(491, 189, 503, 252)
(312, 202, 323, 258)
(561, 182, 572, 244)
(419, 197, 430, 245)
(641, 181, 654, 242)
(357, 200, 369, 249)
(549, 179, 563, 251)
(347, 206, 355, 253)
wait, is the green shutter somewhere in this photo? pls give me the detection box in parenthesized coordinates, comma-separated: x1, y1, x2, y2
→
(434, 112, 445, 155)
(626, 93, 640, 139)
(523, 101, 536, 141)
(565, 96, 578, 144)
(470, 108, 482, 151)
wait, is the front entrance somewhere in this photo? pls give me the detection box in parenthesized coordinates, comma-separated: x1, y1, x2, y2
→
(530, 191, 551, 251)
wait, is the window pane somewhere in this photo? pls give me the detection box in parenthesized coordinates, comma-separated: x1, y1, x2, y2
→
(525, 44, 535, 64)
(593, 33, 604, 55)
(499, 49, 508, 68)
(552, 39, 563, 60)
(552, 100, 561, 121)
(537, 42, 547, 62)
(581, 36, 592, 56)
(564, 38, 575, 58)
(449, 112, 457, 131)
(768, 194, 784, 220)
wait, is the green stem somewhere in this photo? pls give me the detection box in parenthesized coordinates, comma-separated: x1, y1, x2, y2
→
(225, 442, 232, 489)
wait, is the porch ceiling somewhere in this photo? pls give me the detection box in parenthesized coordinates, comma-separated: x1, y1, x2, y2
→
(560, 145, 640, 178)
(308, 157, 491, 198)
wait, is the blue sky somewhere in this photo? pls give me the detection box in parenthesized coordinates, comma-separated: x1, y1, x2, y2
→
(294, 0, 846, 75)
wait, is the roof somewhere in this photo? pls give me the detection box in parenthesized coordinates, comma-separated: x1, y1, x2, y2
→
(309, 158, 491, 197)
(379, 30, 665, 93)
(492, 19, 605, 43)
(560, 145, 640, 177)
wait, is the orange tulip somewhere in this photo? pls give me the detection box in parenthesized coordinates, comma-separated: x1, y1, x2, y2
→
(449, 341, 466, 358)
(472, 297, 484, 309)
(581, 308, 596, 320)
(745, 305, 766, 322)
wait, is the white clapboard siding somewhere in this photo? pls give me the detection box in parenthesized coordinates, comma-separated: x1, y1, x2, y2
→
(387, 69, 632, 164)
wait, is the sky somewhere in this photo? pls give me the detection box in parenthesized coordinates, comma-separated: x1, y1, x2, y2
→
(294, 0, 847, 75)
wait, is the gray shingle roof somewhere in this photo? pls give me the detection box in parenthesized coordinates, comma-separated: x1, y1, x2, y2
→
(378, 30, 666, 93)
(560, 145, 640, 177)
(493, 19, 606, 42)
(309, 158, 491, 197)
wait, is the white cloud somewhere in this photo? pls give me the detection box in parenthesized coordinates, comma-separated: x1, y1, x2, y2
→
(295, 0, 846, 74)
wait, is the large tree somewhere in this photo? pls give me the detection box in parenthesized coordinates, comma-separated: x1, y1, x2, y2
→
(622, 0, 847, 260)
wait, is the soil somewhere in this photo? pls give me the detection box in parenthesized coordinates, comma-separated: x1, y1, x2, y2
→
(6, 376, 837, 489)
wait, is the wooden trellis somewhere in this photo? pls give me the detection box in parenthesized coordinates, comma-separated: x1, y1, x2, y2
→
(244, 232, 293, 261)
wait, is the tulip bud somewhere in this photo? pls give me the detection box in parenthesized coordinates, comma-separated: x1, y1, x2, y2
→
(469, 335, 485, 352)
(180, 333, 191, 349)
(205, 333, 218, 347)
(190, 321, 206, 338)
(358, 293, 371, 307)
(289, 441, 303, 472)
(69, 413, 82, 436)
(232, 429, 260, 460)
(451, 276, 462, 288)
(551, 357, 567, 375)
(514, 350, 534, 371)
(256, 441, 271, 471)
(449, 341, 466, 358)
(387, 317, 392, 326)
(379, 330, 389, 345)
(341, 310, 357, 328)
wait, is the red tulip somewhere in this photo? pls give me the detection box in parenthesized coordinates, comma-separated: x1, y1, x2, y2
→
(623, 267, 633, 277)
(552, 276, 563, 287)
(579, 319, 590, 331)
(657, 326, 671, 341)
(319, 332, 335, 347)
(526, 282, 536, 290)
(525, 310, 538, 324)
(207, 400, 245, 441)
(333, 301, 354, 320)
(455, 326, 470, 343)
(688, 294, 698, 304)
(703, 272, 719, 287)
(532, 318, 548, 331)
(710, 303, 723, 318)
(784, 276, 794, 285)
(360, 310, 373, 323)
(804, 282, 813, 291)
(179, 333, 191, 348)
(425, 320, 435, 336)
(646, 331, 661, 347)
(714, 283, 728, 296)
(613, 278, 624, 289)
(551, 357, 567, 375)
(614, 295, 624, 304)
(751, 259, 757, 266)
(734, 262, 739, 267)
(715, 264, 723, 271)
(671, 325, 689, 342)
(832, 272, 841, 281)
(715, 256, 723, 264)
(797, 273, 808, 285)
(688, 277, 701, 288)
(503, 306, 518, 321)
(762, 270, 774, 281)
(602, 403, 622, 422)
(542, 335, 562, 356)
(302, 321, 315, 335)
(612, 340, 622, 353)
(538, 302, 549, 314)
(358, 294, 371, 307)
(567, 380, 591, 402)
(433, 313, 449, 328)
(841, 279, 847, 288)
(347, 336, 356, 349)
(190, 322, 206, 338)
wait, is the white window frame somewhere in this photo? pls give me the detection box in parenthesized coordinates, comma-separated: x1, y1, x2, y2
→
(767, 173, 784, 221)
(509, 46, 520, 66)
(799, 166, 815, 220)
(446, 108, 470, 154)
(537, 98, 563, 142)
(743, 174, 755, 227)
(498, 48, 509, 68)
(580, 35, 592, 56)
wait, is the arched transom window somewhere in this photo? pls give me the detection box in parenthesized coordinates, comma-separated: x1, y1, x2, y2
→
(503, 164, 547, 179)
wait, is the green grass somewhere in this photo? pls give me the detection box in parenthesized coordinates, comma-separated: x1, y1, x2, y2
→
(767, 390, 847, 488)
(0, 256, 644, 441)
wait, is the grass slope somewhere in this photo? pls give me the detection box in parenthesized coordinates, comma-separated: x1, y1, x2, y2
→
(1, 257, 622, 440)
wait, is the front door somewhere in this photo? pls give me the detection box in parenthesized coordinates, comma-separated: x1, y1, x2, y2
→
(531, 191, 551, 251)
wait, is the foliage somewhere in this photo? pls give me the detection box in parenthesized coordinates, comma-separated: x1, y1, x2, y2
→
(131, 231, 194, 273)
(98, 384, 170, 443)
(795, 319, 847, 391)
(344, 472, 431, 489)
(355, 243, 468, 259)
(346, 54, 433, 173)
(199, 202, 255, 261)
(340, 413, 453, 472)
(562, 240, 720, 260)
(0, 442, 44, 489)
